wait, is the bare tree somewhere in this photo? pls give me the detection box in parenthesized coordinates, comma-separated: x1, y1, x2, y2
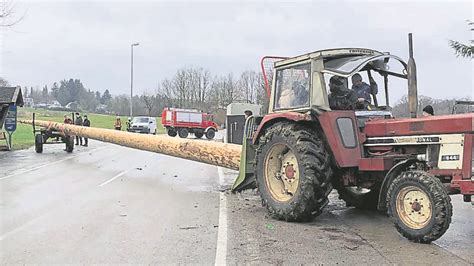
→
(1, 0, 24, 27)
(0, 77, 10, 87)
(142, 92, 156, 116)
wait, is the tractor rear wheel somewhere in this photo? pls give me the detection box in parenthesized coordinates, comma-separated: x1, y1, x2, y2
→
(35, 134, 43, 153)
(178, 128, 189, 138)
(387, 170, 452, 243)
(206, 128, 216, 139)
(255, 122, 333, 222)
(167, 128, 177, 137)
(336, 186, 379, 210)
(194, 132, 204, 139)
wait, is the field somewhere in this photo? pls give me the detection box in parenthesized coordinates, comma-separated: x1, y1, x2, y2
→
(4, 107, 165, 150)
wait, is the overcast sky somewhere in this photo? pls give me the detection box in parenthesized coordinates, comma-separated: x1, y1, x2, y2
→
(1, 0, 472, 103)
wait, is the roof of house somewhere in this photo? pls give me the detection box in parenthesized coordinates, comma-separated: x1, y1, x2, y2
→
(0, 87, 24, 106)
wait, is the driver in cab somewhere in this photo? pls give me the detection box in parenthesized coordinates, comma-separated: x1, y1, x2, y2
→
(351, 73, 378, 109)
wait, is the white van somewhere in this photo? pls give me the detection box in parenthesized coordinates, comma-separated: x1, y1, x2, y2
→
(129, 116, 157, 134)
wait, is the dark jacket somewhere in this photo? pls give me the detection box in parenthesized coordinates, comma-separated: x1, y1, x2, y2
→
(352, 81, 378, 103)
(329, 87, 358, 110)
(75, 116, 83, 126)
(83, 118, 90, 127)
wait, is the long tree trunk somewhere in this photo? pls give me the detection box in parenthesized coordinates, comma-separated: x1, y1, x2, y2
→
(20, 119, 241, 170)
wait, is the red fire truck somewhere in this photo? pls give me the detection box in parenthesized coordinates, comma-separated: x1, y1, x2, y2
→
(161, 108, 218, 139)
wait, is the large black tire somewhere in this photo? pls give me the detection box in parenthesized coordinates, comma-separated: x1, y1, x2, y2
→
(167, 128, 177, 137)
(65, 136, 74, 153)
(35, 134, 43, 153)
(336, 186, 379, 210)
(255, 122, 333, 222)
(205, 128, 216, 139)
(178, 128, 189, 138)
(194, 132, 204, 139)
(387, 170, 452, 243)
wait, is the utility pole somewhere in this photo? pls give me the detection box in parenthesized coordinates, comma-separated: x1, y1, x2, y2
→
(130, 42, 140, 117)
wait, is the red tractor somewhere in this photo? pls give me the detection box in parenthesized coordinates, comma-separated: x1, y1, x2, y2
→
(161, 107, 219, 139)
(232, 35, 473, 243)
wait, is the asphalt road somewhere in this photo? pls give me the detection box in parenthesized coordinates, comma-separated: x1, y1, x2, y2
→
(1, 137, 473, 264)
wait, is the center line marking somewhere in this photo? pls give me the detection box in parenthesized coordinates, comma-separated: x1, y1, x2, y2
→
(99, 169, 130, 187)
(215, 167, 228, 266)
(0, 146, 108, 181)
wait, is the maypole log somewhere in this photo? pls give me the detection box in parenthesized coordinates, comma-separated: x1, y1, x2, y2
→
(19, 119, 241, 170)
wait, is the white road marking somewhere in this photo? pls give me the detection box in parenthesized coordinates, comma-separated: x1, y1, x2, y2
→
(0, 146, 108, 181)
(0, 214, 45, 241)
(215, 167, 228, 266)
(99, 169, 130, 187)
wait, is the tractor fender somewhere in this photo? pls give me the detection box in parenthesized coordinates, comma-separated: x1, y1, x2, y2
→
(377, 158, 418, 211)
(252, 111, 313, 144)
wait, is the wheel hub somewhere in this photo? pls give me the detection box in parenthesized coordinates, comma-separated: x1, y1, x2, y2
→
(284, 164, 295, 180)
(396, 186, 432, 229)
(264, 143, 299, 202)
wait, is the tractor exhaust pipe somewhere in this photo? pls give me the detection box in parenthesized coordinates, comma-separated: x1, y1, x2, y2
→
(407, 33, 418, 118)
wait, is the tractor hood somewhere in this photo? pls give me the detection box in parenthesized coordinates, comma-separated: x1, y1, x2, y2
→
(364, 113, 474, 137)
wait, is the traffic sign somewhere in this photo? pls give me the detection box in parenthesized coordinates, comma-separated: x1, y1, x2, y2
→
(5, 105, 17, 132)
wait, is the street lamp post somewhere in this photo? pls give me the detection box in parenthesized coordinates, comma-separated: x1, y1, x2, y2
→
(130, 42, 140, 118)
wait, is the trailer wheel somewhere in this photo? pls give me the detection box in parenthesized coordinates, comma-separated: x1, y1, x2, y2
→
(65, 136, 74, 153)
(255, 122, 333, 222)
(35, 134, 43, 153)
(167, 128, 177, 137)
(387, 170, 452, 243)
(178, 128, 189, 138)
(205, 128, 216, 139)
(336, 186, 379, 210)
(194, 132, 204, 139)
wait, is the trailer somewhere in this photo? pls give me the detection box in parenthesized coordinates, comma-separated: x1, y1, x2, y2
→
(161, 108, 218, 139)
(32, 113, 74, 153)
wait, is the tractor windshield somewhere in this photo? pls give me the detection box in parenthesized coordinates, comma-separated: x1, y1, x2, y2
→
(322, 54, 408, 78)
(274, 63, 311, 110)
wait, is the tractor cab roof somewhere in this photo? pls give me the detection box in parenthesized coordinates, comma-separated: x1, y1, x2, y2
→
(275, 48, 408, 79)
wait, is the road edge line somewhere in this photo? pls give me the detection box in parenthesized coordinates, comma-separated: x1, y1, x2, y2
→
(215, 167, 228, 266)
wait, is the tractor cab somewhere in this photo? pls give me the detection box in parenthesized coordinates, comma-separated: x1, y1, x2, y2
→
(268, 48, 409, 117)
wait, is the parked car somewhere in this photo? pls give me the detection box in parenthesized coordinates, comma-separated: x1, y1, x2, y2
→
(129, 116, 157, 134)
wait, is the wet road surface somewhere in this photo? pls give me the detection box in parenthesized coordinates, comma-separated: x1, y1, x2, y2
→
(1, 138, 473, 264)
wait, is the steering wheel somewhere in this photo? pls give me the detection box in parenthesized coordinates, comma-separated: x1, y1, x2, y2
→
(346, 99, 372, 110)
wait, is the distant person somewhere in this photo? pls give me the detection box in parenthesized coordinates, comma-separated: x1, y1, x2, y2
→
(244, 110, 253, 119)
(351, 73, 378, 108)
(114, 116, 122, 131)
(74, 112, 83, 145)
(63, 115, 73, 124)
(423, 105, 434, 116)
(126, 117, 132, 131)
(82, 114, 90, 147)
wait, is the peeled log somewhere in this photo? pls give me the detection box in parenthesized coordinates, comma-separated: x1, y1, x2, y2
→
(19, 119, 241, 170)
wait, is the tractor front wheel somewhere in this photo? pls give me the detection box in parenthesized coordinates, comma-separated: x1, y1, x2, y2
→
(387, 170, 452, 243)
(255, 123, 333, 222)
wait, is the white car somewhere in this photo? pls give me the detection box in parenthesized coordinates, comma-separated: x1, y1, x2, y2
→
(129, 116, 157, 134)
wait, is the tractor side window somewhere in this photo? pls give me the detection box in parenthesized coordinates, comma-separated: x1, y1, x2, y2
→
(274, 63, 310, 110)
